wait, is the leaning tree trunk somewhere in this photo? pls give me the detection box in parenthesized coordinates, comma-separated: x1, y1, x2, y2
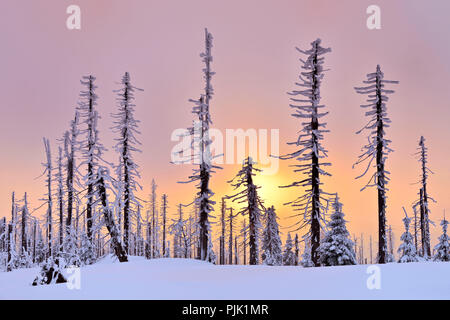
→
(97, 174, 128, 262)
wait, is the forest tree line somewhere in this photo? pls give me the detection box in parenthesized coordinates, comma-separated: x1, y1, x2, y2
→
(0, 30, 449, 275)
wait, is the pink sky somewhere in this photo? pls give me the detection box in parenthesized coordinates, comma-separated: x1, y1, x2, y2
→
(1, 0, 450, 253)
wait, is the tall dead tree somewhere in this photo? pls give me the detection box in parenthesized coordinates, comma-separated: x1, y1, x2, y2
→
(161, 194, 168, 257)
(178, 29, 219, 262)
(354, 65, 398, 264)
(112, 72, 143, 255)
(219, 197, 226, 265)
(42, 139, 53, 258)
(64, 112, 79, 250)
(77, 75, 104, 248)
(21, 192, 29, 255)
(279, 39, 332, 266)
(56, 146, 64, 252)
(416, 136, 433, 258)
(228, 207, 234, 265)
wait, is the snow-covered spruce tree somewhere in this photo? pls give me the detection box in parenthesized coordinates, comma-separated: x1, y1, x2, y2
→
(414, 136, 434, 258)
(177, 29, 219, 262)
(282, 233, 296, 266)
(42, 139, 53, 258)
(227, 157, 264, 265)
(386, 225, 395, 263)
(112, 72, 143, 255)
(398, 208, 418, 263)
(433, 216, 450, 262)
(19, 192, 32, 268)
(301, 236, 314, 268)
(318, 194, 356, 266)
(353, 65, 398, 264)
(77, 75, 105, 251)
(171, 204, 185, 258)
(261, 206, 282, 266)
(279, 39, 332, 267)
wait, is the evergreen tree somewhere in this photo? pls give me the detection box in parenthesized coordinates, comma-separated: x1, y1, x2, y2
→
(279, 39, 332, 266)
(282, 233, 296, 266)
(301, 237, 314, 268)
(433, 216, 450, 262)
(353, 65, 399, 263)
(318, 194, 357, 266)
(398, 208, 418, 263)
(227, 157, 264, 265)
(261, 206, 282, 266)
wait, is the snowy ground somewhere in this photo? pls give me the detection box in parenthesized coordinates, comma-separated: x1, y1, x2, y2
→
(1, 256, 449, 299)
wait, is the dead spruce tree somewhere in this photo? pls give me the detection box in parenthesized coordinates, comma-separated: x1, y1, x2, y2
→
(414, 136, 434, 258)
(42, 138, 53, 258)
(228, 207, 236, 265)
(64, 112, 79, 258)
(77, 75, 105, 253)
(56, 146, 64, 253)
(279, 39, 332, 266)
(160, 194, 168, 257)
(112, 72, 143, 254)
(353, 65, 398, 264)
(178, 29, 219, 262)
(219, 197, 226, 265)
(95, 167, 128, 262)
(227, 157, 264, 265)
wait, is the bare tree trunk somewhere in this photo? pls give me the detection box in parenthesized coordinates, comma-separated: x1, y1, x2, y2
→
(7, 224, 12, 272)
(97, 174, 128, 262)
(21, 193, 28, 255)
(228, 208, 233, 265)
(220, 198, 226, 265)
(376, 74, 387, 264)
(162, 194, 167, 257)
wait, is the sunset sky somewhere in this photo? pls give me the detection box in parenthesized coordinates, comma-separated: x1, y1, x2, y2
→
(1, 0, 449, 256)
